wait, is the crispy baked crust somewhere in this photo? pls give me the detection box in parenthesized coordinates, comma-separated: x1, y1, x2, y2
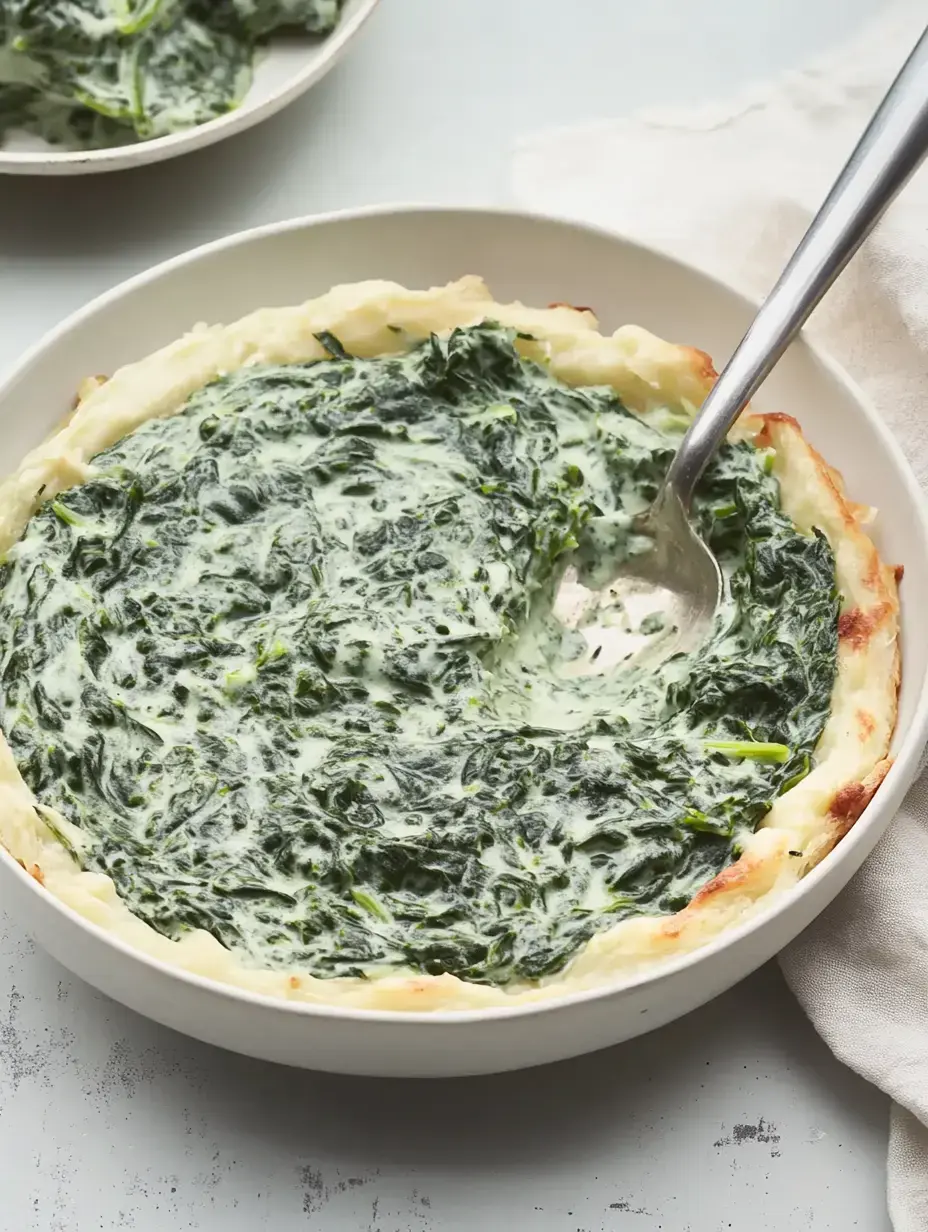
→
(0, 277, 900, 1011)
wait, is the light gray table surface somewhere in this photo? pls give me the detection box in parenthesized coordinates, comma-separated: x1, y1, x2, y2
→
(0, 1, 895, 1229)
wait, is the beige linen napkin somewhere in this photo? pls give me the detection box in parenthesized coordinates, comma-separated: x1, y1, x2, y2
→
(513, 5, 928, 1227)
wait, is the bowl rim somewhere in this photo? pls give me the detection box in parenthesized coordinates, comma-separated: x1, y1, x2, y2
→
(0, 0, 379, 177)
(2, 202, 927, 1024)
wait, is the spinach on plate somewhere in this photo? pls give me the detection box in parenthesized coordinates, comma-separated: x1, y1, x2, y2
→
(0, 0, 344, 147)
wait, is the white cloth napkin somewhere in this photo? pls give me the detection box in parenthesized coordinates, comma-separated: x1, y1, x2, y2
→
(513, 5, 928, 1227)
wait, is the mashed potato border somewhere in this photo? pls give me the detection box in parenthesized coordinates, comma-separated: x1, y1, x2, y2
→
(0, 277, 900, 1012)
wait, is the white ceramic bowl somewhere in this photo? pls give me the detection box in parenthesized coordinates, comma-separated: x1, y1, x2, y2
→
(1, 206, 926, 1077)
(0, 0, 378, 176)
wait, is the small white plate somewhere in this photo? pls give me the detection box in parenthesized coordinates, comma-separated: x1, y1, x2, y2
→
(0, 0, 378, 176)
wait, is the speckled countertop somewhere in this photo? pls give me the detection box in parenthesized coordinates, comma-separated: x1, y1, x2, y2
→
(0, 1, 893, 1228)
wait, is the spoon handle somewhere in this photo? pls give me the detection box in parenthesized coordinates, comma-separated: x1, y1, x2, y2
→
(665, 23, 928, 509)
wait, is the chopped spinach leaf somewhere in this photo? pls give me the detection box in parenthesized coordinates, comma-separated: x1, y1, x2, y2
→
(0, 325, 839, 986)
(0, 0, 343, 148)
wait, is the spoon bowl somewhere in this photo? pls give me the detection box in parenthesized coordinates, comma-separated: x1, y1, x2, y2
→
(554, 490, 722, 674)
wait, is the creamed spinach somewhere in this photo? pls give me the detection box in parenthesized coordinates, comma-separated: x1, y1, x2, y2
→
(0, 0, 342, 148)
(0, 326, 840, 985)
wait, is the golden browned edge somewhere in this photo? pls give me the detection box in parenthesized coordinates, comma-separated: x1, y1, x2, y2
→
(681, 346, 718, 387)
(798, 413, 900, 846)
(15, 857, 44, 886)
(670, 410, 901, 929)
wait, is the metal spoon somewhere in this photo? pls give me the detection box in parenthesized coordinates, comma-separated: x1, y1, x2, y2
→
(559, 24, 928, 675)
